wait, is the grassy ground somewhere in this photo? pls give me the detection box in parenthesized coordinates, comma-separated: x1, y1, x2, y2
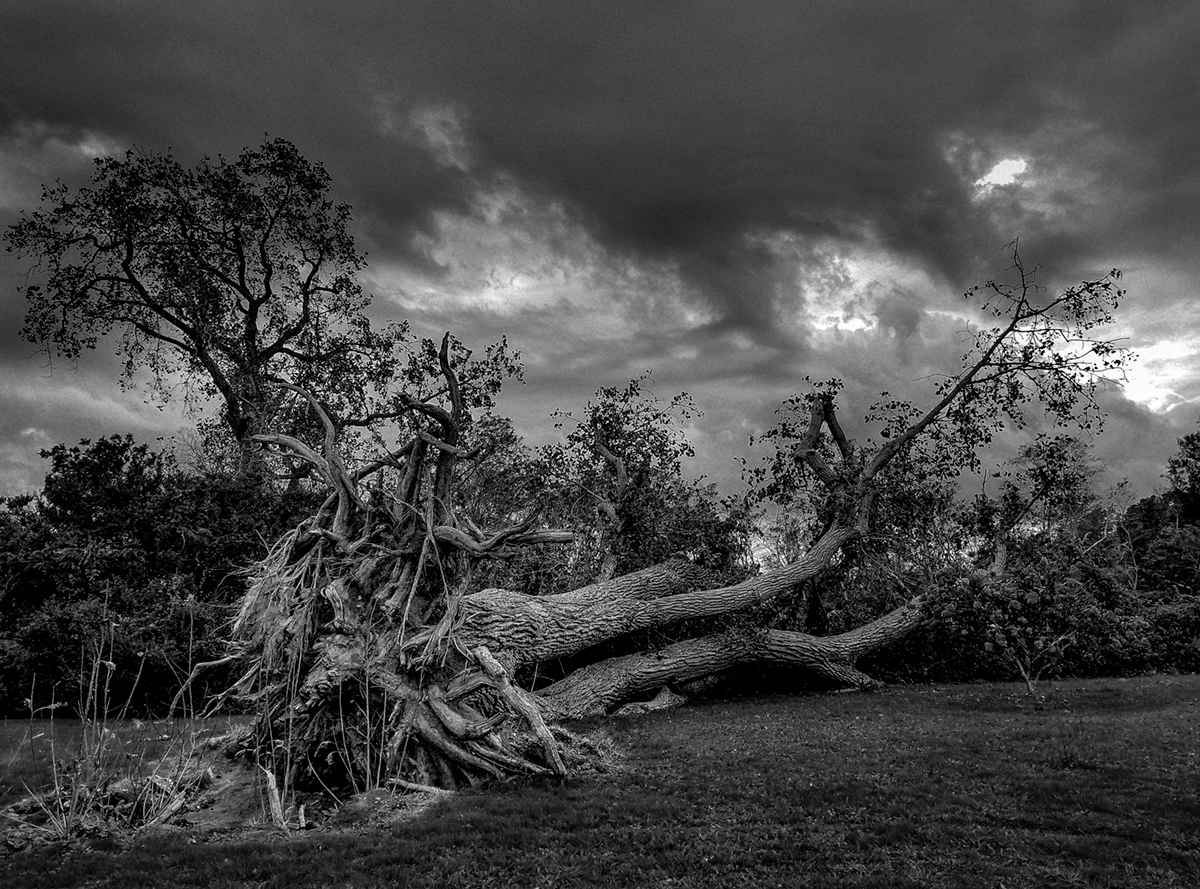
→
(1, 716, 245, 810)
(2, 676, 1198, 888)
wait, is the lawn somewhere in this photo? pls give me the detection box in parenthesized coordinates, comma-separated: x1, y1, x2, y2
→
(3, 676, 1198, 888)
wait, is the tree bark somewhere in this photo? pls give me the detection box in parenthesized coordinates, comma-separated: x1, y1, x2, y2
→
(458, 524, 861, 670)
(535, 597, 925, 719)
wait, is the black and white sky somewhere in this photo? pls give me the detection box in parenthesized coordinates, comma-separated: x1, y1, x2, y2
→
(2, 1, 1199, 498)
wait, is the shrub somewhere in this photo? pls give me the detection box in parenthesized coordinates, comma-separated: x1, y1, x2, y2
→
(0, 436, 321, 717)
(1144, 593, 1200, 673)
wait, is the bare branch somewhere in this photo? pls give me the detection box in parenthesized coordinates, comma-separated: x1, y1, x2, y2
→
(439, 332, 464, 427)
(433, 512, 572, 556)
(822, 397, 853, 462)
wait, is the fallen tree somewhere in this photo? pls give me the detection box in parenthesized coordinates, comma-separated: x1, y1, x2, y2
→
(212, 247, 1127, 795)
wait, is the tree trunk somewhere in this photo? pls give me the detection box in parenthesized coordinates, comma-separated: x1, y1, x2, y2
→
(458, 524, 861, 670)
(535, 599, 924, 719)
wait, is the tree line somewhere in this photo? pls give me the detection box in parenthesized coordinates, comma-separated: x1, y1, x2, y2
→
(3, 391, 1199, 718)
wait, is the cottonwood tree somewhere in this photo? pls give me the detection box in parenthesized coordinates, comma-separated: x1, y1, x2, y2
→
(208, 246, 1128, 799)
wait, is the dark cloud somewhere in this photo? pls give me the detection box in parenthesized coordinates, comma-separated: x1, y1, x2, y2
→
(874, 288, 924, 347)
(2, 1, 1199, 496)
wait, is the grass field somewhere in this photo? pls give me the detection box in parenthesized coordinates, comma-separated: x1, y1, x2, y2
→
(3, 676, 1198, 888)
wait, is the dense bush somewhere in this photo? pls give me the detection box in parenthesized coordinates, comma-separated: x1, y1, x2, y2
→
(854, 428, 1200, 688)
(1143, 594, 1200, 673)
(0, 436, 320, 717)
(863, 527, 1196, 686)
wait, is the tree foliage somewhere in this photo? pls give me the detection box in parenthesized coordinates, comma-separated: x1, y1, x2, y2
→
(540, 374, 750, 583)
(5, 139, 411, 468)
(0, 436, 319, 716)
(1166, 427, 1200, 525)
(462, 376, 753, 598)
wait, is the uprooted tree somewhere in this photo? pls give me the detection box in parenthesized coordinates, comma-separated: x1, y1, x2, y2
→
(203, 246, 1127, 795)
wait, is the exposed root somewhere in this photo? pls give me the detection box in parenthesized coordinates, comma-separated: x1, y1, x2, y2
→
(225, 498, 575, 794)
(210, 341, 585, 795)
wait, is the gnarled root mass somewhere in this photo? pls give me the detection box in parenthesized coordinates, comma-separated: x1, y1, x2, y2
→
(221, 519, 573, 794)
(205, 338, 584, 794)
(218, 510, 923, 793)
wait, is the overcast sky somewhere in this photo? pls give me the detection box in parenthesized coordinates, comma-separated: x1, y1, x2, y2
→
(2, 1, 1199, 500)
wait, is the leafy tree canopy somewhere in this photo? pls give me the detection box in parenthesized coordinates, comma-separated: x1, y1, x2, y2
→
(5, 137, 527, 477)
(7, 139, 388, 440)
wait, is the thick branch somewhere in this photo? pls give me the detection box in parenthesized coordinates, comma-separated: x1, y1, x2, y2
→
(439, 332, 464, 427)
(536, 595, 924, 719)
(864, 308, 1024, 481)
(457, 524, 860, 668)
(822, 396, 853, 462)
(794, 396, 839, 488)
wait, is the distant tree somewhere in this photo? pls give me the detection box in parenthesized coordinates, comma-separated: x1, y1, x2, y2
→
(4, 138, 407, 472)
(538, 374, 750, 584)
(1116, 431, 1200, 672)
(38, 435, 170, 540)
(973, 435, 1101, 574)
(461, 379, 753, 598)
(1166, 426, 1200, 524)
(1012, 435, 1100, 532)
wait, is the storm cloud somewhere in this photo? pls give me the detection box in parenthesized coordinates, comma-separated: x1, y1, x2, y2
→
(3, 1, 1199, 495)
